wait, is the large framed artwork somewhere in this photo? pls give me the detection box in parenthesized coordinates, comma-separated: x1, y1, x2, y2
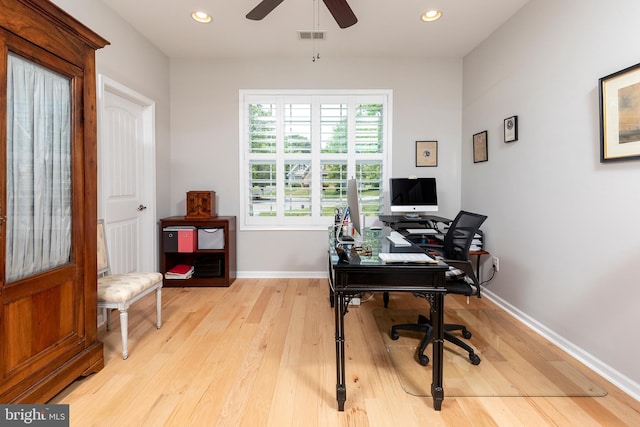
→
(600, 62, 640, 162)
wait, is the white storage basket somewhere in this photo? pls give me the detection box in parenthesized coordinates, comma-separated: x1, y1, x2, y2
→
(197, 228, 225, 249)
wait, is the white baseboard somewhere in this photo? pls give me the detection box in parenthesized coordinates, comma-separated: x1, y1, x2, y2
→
(482, 288, 640, 402)
(237, 270, 328, 279)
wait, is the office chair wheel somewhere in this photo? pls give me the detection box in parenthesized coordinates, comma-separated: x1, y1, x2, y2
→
(469, 353, 481, 365)
(418, 354, 430, 366)
(462, 330, 472, 339)
(390, 329, 400, 340)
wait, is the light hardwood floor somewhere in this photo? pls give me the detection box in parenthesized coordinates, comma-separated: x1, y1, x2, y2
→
(51, 278, 640, 426)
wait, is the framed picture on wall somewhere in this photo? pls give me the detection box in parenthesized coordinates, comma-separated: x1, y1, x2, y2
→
(599, 62, 640, 162)
(504, 115, 518, 142)
(415, 140, 438, 167)
(473, 131, 488, 163)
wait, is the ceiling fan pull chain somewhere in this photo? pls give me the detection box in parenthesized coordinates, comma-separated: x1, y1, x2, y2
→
(315, 0, 321, 61)
(312, 0, 315, 61)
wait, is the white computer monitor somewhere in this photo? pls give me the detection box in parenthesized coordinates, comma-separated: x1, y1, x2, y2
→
(347, 178, 361, 237)
(389, 177, 438, 218)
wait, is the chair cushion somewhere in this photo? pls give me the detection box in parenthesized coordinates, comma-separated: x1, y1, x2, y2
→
(445, 279, 475, 296)
(98, 272, 163, 303)
(445, 266, 466, 280)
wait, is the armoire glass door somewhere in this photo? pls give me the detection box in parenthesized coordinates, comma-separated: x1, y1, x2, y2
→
(5, 52, 72, 282)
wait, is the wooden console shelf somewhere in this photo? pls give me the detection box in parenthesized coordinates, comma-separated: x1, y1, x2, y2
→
(160, 216, 236, 287)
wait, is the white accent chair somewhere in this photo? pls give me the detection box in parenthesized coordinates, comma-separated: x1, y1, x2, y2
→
(97, 220, 163, 359)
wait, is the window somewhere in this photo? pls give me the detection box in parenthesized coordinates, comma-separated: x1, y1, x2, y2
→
(240, 90, 392, 230)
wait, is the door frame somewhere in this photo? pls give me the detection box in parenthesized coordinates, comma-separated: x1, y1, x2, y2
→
(97, 74, 157, 271)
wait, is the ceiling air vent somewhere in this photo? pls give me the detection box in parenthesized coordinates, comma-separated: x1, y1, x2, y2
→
(297, 31, 326, 40)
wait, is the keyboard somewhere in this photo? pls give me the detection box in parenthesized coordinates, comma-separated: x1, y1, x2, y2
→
(386, 231, 411, 247)
(405, 228, 438, 235)
(378, 252, 437, 264)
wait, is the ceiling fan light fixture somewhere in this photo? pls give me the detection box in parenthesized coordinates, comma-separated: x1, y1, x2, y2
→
(192, 11, 212, 24)
(421, 10, 442, 22)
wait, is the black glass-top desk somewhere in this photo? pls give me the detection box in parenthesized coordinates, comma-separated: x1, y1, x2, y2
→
(328, 226, 449, 411)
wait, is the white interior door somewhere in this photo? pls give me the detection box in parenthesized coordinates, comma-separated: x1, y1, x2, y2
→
(98, 75, 156, 273)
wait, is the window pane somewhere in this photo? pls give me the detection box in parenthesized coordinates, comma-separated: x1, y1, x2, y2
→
(320, 162, 348, 216)
(284, 162, 311, 216)
(249, 104, 276, 154)
(356, 162, 383, 216)
(249, 162, 276, 216)
(284, 104, 311, 154)
(320, 103, 347, 153)
(355, 103, 383, 154)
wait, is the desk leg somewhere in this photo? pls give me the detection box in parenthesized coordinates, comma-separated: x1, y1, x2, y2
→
(335, 292, 346, 411)
(430, 292, 445, 411)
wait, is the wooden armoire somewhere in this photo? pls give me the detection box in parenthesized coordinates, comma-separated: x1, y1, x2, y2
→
(0, 0, 109, 402)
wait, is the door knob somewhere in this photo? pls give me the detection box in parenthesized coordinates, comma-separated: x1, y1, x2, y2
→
(137, 204, 147, 211)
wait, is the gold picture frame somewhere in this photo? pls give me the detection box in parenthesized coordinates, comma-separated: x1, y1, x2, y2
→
(599, 62, 640, 162)
(415, 140, 438, 167)
(473, 131, 488, 163)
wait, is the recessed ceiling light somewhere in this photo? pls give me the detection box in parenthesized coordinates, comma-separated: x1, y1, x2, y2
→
(192, 11, 212, 24)
(421, 10, 442, 22)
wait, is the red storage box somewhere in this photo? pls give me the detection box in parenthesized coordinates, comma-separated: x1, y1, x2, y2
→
(178, 227, 197, 252)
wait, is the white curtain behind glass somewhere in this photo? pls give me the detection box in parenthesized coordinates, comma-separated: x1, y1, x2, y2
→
(6, 53, 72, 282)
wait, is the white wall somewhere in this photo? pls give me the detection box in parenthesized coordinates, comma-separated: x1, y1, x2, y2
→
(170, 57, 463, 275)
(463, 0, 640, 397)
(51, 0, 172, 219)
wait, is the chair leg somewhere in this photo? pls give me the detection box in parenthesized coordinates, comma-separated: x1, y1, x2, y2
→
(105, 308, 112, 331)
(391, 315, 481, 365)
(155, 288, 162, 329)
(444, 331, 481, 365)
(390, 314, 433, 366)
(390, 322, 430, 339)
(445, 322, 472, 339)
(416, 323, 434, 366)
(119, 309, 129, 360)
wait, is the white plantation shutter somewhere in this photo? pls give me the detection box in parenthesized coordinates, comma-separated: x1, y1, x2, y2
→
(240, 90, 391, 230)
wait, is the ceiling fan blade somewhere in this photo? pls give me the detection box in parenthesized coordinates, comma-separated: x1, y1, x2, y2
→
(246, 0, 286, 21)
(322, 0, 358, 28)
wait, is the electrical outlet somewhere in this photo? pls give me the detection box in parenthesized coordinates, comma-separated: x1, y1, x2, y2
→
(492, 256, 500, 272)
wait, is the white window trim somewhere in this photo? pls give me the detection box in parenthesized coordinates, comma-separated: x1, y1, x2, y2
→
(239, 89, 393, 231)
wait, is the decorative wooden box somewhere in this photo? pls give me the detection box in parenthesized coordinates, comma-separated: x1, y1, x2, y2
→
(186, 191, 216, 219)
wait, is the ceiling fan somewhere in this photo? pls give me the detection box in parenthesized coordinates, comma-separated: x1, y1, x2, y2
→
(246, 0, 358, 29)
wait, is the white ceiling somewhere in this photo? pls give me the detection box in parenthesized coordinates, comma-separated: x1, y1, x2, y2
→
(101, 0, 530, 60)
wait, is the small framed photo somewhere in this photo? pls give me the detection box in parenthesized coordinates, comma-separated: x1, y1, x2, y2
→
(415, 140, 438, 167)
(504, 115, 518, 142)
(599, 62, 640, 162)
(473, 131, 488, 163)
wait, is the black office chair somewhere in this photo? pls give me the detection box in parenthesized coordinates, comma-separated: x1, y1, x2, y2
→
(390, 210, 487, 366)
